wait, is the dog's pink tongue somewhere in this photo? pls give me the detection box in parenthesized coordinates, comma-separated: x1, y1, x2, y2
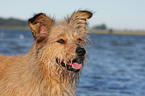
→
(72, 63, 81, 69)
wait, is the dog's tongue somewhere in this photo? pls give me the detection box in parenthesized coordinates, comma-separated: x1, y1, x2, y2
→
(72, 62, 81, 69)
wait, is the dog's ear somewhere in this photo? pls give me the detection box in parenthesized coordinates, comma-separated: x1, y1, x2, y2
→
(28, 13, 54, 44)
(68, 10, 92, 34)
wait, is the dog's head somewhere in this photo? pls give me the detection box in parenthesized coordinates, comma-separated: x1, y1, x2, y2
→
(28, 10, 92, 74)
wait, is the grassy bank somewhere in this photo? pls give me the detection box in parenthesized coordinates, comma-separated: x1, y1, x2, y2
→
(88, 29, 145, 36)
(0, 27, 145, 36)
(0, 26, 30, 31)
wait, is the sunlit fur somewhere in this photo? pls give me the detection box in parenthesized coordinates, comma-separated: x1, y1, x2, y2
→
(0, 10, 92, 96)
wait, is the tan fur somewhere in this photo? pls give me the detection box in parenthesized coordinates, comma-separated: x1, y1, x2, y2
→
(0, 10, 92, 96)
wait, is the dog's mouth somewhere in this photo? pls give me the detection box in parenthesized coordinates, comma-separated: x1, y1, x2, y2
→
(56, 57, 84, 73)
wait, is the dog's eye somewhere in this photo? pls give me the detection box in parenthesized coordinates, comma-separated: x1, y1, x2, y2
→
(77, 38, 82, 41)
(57, 39, 65, 44)
(77, 38, 83, 43)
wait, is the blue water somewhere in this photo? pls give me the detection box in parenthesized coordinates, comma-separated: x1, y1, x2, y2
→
(0, 30, 145, 96)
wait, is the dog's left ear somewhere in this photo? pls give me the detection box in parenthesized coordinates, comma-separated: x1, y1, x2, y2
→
(28, 13, 54, 44)
(68, 10, 93, 34)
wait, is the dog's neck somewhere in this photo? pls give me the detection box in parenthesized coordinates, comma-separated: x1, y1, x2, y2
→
(25, 46, 77, 96)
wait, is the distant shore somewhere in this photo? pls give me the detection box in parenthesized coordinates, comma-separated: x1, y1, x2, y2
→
(88, 29, 145, 36)
(0, 27, 145, 36)
(1, 17, 145, 36)
(0, 26, 30, 31)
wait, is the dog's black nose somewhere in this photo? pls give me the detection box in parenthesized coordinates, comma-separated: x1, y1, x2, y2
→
(76, 47, 86, 56)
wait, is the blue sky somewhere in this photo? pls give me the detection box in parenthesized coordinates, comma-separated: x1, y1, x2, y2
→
(0, 0, 145, 30)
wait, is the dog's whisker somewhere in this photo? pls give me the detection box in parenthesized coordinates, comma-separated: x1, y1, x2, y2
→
(56, 66, 60, 72)
(71, 73, 76, 80)
(64, 60, 67, 68)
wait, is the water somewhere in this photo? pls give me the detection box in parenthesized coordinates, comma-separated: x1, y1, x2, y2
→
(0, 30, 32, 56)
(0, 30, 145, 96)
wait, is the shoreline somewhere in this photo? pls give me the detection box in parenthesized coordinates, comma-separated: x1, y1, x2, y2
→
(0, 27, 145, 36)
(0, 26, 30, 31)
(88, 29, 145, 36)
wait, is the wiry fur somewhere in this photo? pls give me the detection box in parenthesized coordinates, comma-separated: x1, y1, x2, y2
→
(0, 10, 92, 96)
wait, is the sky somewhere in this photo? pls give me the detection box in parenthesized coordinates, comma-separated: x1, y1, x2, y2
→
(0, 0, 145, 30)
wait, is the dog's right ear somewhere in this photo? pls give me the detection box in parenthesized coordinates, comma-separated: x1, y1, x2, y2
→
(28, 13, 54, 43)
(68, 10, 92, 34)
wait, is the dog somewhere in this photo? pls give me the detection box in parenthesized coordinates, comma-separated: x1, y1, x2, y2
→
(0, 10, 92, 96)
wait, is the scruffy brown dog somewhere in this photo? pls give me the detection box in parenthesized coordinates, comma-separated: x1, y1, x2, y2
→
(0, 10, 92, 96)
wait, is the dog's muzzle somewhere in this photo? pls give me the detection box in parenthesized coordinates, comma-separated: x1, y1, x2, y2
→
(56, 57, 84, 73)
(56, 47, 86, 73)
